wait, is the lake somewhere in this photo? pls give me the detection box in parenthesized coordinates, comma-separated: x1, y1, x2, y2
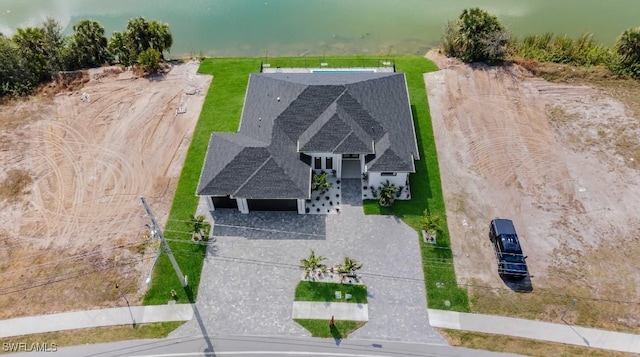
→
(0, 0, 638, 57)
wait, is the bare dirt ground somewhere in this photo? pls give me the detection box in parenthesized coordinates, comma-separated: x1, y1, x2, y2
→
(0, 62, 211, 318)
(425, 50, 640, 331)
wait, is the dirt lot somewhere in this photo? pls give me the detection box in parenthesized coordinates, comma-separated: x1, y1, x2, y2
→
(425, 51, 640, 331)
(0, 62, 211, 318)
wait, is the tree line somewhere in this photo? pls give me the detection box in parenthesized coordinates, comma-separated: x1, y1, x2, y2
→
(441, 8, 640, 79)
(0, 17, 172, 97)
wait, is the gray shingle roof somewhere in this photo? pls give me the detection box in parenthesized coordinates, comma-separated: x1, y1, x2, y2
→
(198, 72, 419, 199)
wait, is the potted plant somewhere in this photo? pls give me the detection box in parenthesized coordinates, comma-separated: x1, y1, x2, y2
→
(421, 210, 444, 244)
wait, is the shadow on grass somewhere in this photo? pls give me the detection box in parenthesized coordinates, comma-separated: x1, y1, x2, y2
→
(500, 274, 534, 293)
(330, 323, 342, 345)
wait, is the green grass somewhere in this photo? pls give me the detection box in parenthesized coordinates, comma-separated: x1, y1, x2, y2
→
(295, 281, 368, 304)
(294, 319, 365, 338)
(143, 59, 261, 304)
(363, 57, 469, 311)
(440, 329, 635, 357)
(0, 322, 184, 354)
(143, 56, 469, 312)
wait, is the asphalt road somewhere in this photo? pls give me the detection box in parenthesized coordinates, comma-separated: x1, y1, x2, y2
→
(5, 335, 522, 357)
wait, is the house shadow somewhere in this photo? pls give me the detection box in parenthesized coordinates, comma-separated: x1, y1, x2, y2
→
(210, 210, 326, 240)
(500, 274, 533, 293)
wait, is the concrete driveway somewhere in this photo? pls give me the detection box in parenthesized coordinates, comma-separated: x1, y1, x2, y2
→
(171, 179, 445, 344)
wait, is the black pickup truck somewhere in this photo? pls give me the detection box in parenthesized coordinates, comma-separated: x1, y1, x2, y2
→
(489, 218, 529, 279)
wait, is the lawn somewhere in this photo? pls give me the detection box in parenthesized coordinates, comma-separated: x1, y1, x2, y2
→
(294, 319, 365, 339)
(143, 56, 469, 312)
(363, 57, 469, 311)
(295, 281, 368, 304)
(143, 59, 261, 304)
(0, 322, 184, 354)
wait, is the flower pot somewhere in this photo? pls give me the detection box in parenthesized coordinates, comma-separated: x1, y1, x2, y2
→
(422, 230, 437, 244)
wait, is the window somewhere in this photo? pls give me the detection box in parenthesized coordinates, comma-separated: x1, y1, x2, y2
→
(381, 172, 397, 176)
(314, 157, 322, 169)
(343, 154, 360, 159)
(326, 157, 333, 170)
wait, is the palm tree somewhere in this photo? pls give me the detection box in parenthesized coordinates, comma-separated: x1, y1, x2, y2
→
(186, 214, 207, 240)
(312, 172, 332, 194)
(300, 250, 327, 271)
(337, 256, 363, 275)
(378, 181, 396, 207)
(616, 27, 640, 72)
(421, 210, 444, 234)
(68, 19, 110, 69)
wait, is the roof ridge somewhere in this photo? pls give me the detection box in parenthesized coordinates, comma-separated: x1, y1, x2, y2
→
(231, 154, 273, 197)
(331, 129, 354, 152)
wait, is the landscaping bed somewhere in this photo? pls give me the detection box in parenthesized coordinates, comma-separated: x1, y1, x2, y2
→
(295, 281, 368, 304)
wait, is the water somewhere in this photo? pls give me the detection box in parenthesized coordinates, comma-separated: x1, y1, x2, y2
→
(0, 0, 638, 57)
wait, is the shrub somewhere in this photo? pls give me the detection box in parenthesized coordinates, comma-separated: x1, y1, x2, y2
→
(441, 8, 508, 63)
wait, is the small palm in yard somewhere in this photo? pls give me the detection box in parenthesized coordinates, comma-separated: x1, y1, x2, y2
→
(378, 180, 396, 207)
(300, 250, 327, 271)
(186, 214, 208, 241)
(337, 256, 363, 275)
(312, 172, 332, 194)
(421, 210, 444, 234)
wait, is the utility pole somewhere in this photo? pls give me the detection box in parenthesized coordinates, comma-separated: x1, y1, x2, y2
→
(140, 196, 187, 287)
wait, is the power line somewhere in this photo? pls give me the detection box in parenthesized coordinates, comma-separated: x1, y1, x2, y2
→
(165, 248, 640, 306)
(0, 254, 157, 297)
(141, 196, 187, 287)
(0, 239, 150, 276)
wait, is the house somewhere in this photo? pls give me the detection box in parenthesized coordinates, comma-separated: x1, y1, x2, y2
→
(196, 71, 419, 214)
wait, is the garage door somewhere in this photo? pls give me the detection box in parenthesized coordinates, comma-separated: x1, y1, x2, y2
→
(247, 199, 297, 211)
(212, 196, 238, 209)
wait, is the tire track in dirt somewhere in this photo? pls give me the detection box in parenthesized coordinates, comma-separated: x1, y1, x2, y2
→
(0, 61, 211, 318)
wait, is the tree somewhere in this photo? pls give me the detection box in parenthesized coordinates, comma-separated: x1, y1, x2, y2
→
(312, 172, 332, 194)
(300, 250, 327, 271)
(336, 256, 363, 275)
(615, 27, 640, 78)
(421, 210, 444, 234)
(441, 8, 508, 63)
(41, 17, 66, 74)
(378, 181, 396, 207)
(108, 31, 133, 66)
(186, 214, 209, 241)
(0, 36, 30, 96)
(12, 27, 49, 84)
(138, 48, 162, 73)
(67, 19, 110, 69)
(124, 17, 173, 61)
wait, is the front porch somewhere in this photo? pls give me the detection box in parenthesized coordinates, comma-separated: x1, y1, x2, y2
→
(306, 171, 342, 214)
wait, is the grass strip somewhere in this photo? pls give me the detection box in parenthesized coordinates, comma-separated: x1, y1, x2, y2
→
(440, 329, 635, 357)
(143, 59, 261, 304)
(363, 56, 469, 311)
(294, 319, 365, 338)
(0, 322, 184, 355)
(295, 281, 368, 304)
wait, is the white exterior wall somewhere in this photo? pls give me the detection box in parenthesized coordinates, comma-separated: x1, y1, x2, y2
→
(237, 198, 249, 214)
(206, 196, 215, 211)
(368, 172, 409, 189)
(309, 153, 342, 177)
(297, 199, 306, 214)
